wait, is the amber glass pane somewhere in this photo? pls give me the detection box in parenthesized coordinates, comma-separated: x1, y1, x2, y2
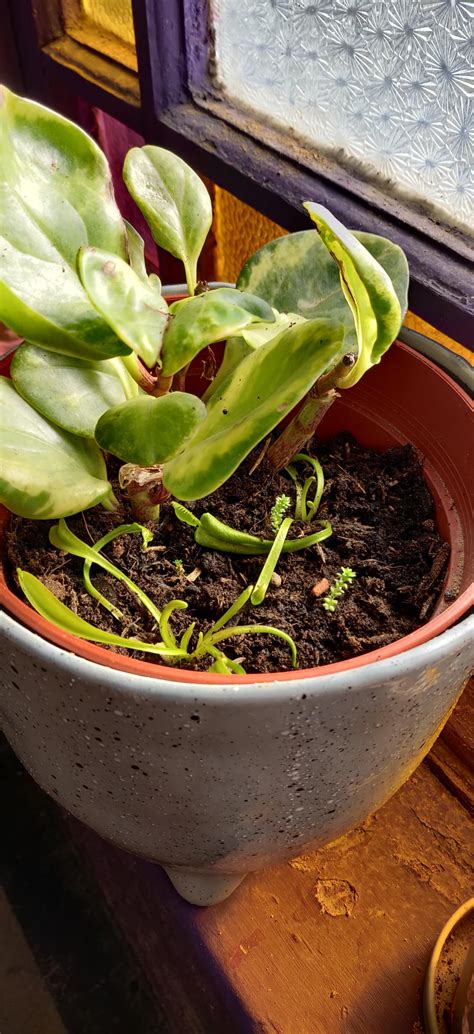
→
(59, 0, 137, 72)
(80, 0, 135, 48)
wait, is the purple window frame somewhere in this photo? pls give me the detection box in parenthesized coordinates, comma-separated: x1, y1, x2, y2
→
(6, 0, 474, 346)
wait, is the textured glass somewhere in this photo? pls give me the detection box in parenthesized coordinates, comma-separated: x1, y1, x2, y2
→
(80, 0, 135, 48)
(212, 0, 474, 228)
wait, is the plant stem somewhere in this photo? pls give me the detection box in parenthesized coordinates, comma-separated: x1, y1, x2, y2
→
(267, 353, 356, 470)
(119, 463, 170, 522)
(151, 372, 173, 397)
(267, 391, 336, 470)
(183, 258, 197, 297)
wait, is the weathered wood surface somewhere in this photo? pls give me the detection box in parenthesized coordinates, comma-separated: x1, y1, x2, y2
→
(67, 681, 474, 1034)
(2, 683, 472, 1034)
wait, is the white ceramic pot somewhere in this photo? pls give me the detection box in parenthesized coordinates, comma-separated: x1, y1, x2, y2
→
(1, 300, 472, 904)
(1, 609, 472, 904)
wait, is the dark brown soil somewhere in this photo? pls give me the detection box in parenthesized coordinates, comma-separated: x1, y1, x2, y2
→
(5, 434, 450, 674)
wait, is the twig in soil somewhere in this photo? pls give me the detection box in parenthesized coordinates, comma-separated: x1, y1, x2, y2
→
(185, 567, 201, 583)
(248, 438, 271, 475)
(81, 511, 95, 543)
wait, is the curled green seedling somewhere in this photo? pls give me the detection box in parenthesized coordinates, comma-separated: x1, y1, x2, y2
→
(285, 452, 325, 522)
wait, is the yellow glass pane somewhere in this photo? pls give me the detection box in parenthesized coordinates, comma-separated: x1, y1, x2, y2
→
(212, 186, 285, 283)
(80, 0, 135, 47)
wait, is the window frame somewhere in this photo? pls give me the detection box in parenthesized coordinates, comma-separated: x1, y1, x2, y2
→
(6, 0, 474, 346)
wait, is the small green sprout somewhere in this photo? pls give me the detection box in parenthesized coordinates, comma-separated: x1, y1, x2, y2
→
(322, 567, 357, 612)
(172, 502, 332, 555)
(173, 558, 185, 576)
(285, 453, 325, 522)
(271, 493, 291, 533)
(19, 521, 298, 673)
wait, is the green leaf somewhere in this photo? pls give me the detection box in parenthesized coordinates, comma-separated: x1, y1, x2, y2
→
(0, 377, 115, 518)
(0, 86, 129, 360)
(209, 624, 297, 669)
(161, 288, 275, 377)
(194, 511, 333, 555)
(237, 227, 408, 368)
(123, 145, 212, 295)
(49, 519, 162, 627)
(208, 585, 254, 633)
(78, 246, 169, 368)
(303, 203, 404, 384)
(95, 392, 206, 465)
(17, 569, 181, 657)
(201, 336, 251, 404)
(159, 599, 188, 648)
(171, 502, 200, 527)
(163, 318, 345, 500)
(202, 311, 305, 403)
(82, 522, 153, 619)
(251, 517, 292, 605)
(11, 343, 139, 438)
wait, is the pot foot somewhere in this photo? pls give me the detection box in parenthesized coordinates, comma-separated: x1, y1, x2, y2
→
(162, 865, 246, 905)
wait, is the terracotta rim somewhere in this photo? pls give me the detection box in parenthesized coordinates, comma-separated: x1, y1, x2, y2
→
(1, 341, 472, 685)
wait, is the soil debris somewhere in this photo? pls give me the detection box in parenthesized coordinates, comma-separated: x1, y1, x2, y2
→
(5, 433, 449, 675)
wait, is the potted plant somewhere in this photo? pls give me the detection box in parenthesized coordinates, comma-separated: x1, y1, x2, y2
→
(0, 87, 472, 905)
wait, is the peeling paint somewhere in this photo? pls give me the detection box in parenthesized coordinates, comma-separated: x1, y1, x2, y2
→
(314, 879, 357, 917)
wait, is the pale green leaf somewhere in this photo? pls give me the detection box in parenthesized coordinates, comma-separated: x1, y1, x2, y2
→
(0, 86, 129, 360)
(78, 247, 169, 368)
(203, 311, 306, 403)
(163, 318, 345, 500)
(50, 519, 162, 627)
(237, 226, 408, 371)
(11, 343, 139, 437)
(95, 391, 206, 465)
(123, 145, 212, 295)
(0, 377, 115, 518)
(17, 569, 181, 656)
(161, 287, 275, 377)
(303, 203, 404, 384)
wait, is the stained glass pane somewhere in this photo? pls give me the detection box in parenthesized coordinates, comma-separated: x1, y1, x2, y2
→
(211, 0, 474, 229)
(60, 0, 137, 72)
(80, 0, 135, 48)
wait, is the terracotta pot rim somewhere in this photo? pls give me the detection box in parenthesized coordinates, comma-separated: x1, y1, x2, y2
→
(1, 341, 472, 686)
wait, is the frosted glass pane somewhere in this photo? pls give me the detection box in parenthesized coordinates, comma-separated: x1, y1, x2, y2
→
(80, 0, 135, 48)
(212, 0, 474, 229)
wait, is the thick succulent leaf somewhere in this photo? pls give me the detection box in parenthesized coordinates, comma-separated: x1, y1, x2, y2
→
(203, 311, 305, 403)
(303, 203, 403, 384)
(163, 319, 345, 500)
(95, 392, 206, 465)
(241, 311, 306, 348)
(237, 227, 408, 361)
(0, 377, 114, 518)
(11, 343, 139, 438)
(123, 146, 212, 295)
(161, 288, 275, 377)
(0, 86, 129, 359)
(78, 247, 169, 368)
